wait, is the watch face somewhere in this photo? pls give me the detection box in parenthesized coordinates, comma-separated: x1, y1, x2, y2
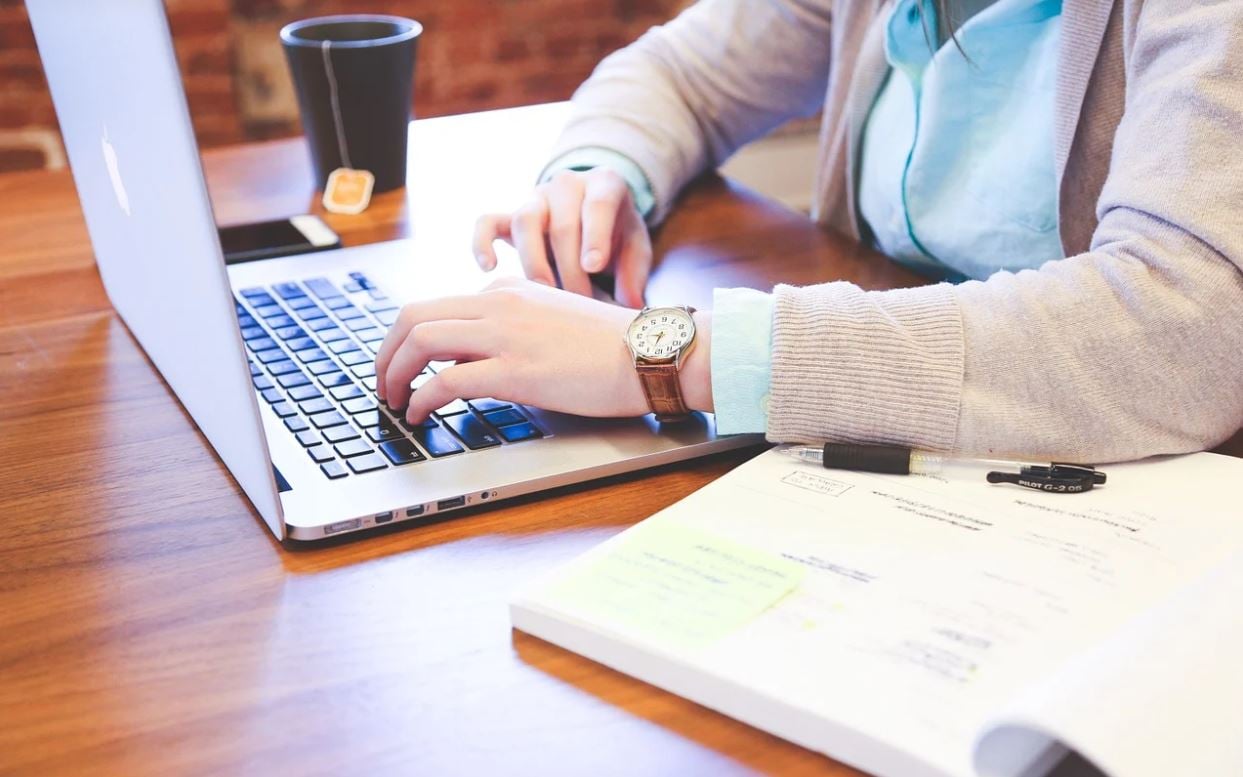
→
(627, 307, 695, 360)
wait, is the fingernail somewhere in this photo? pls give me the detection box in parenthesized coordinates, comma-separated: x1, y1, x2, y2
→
(475, 252, 492, 270)
(582, 249, 603, 272)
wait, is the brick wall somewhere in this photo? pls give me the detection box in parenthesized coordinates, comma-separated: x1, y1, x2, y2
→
(0, 0, 688, 173)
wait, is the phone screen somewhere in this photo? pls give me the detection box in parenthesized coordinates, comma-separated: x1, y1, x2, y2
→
(218, 216, 341, 264)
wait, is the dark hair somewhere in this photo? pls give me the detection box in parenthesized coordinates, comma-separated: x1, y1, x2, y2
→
(916, 0, 969, 59)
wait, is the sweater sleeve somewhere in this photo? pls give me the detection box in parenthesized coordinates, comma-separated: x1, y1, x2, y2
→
(547, 0, 833, 225)
(767, 2, 1243, 462)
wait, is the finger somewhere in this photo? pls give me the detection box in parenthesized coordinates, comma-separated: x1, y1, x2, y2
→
(406, 360, 499, 422)
(579, 173, 628, 273)
(472, 214, 513, 271)
(545, 180, 592, 297)
(374, 297, 489, 402)
(383, 320, 494, 411)
(614, 208, 653, 308)
(510, 195, 555, 287)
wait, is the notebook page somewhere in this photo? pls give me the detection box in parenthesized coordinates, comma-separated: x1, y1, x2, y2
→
(974, 547, 1243, 777)
(514, 450, 1243, 777)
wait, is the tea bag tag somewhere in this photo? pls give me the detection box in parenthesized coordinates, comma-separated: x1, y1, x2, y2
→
(322, 167, 374, 215)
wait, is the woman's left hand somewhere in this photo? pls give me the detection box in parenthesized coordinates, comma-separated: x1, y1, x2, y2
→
(375, 277, 696, 423)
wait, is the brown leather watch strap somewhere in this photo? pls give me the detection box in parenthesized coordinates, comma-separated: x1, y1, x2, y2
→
(636, 361, 691, 422)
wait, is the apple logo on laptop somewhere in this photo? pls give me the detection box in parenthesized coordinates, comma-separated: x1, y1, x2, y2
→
(101, 126, 131, 216)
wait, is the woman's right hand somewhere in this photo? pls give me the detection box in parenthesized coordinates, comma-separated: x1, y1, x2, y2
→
(472, 167, 653, 308)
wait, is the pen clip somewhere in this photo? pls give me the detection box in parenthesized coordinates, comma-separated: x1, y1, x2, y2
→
(986, 463, 1106, 494)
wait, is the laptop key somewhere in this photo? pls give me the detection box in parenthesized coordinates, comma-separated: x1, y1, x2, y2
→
(308, 317, 337, 332)
(340, 350, 371, 367)
(328, 339, 359, 355)
(253, 348, 287, 364)
(434, 399, 469, 417)
(254, 303, 283, 318)
(271, 401, 296, 418)
(330, 384, 365, 401)
(260, 387, 282, 403)
(295, 430, 321, 447)
(294, 347, 328, 363)
(321, 461, 349, 479)
(483, 407, 527, 427)
(268, 359, 300, 376)
(353, 410, 381, 428)
(374, 308, 399, 326)
(307, 445, 335, 463)
(240, 325, 267, 340)
(287, 295, 317, 310)
(273, 282, 303, 300)
(342, 396, 377, 414)
(498, 422, 542, 443)
(379, 439, 424, 465)
(248, 361, 262, 377)
(324, 296, 352, 310)
(344, 317, 373, 332)
(346, 452, 387, 474)
(299, 397, 334, 415)
(287, 336, 317, 352)
(284, 416, 309, 433)
(277, 371, 311, 389)
(318, 371, 351, 388)
(288, 384, 322, 402)
(253, 374, 274, 391)
(334, 439, 373, 458)
(366, 299, 398, 313)
(366, 422, 403, 443)
(309, 410, 347, 429)
(295, 305, 327, 321)
(363, 376, 378, 391)
(308, 360, 339, 376)
(336, 305, 365, 320)
(239, 287, 268, 299)
(350, 363, 376, 378)
(237, 314, 257, 329)
(323, 424, 360, 443)
(442, 413, 501, 450)
(276, 326, 307, 341)
(245, 337, 277, 353)
(468, 398, 511, 413)
(357, 328, 385, 344)
(304, 278, 340, 299)
(267, 315, 296, 329)
(411, 426, 463, 457)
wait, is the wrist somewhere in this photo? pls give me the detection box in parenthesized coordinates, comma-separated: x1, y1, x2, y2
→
(681, 310, 713, 413)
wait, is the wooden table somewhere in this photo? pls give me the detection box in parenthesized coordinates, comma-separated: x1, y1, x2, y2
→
(0, 104, 1236, 777)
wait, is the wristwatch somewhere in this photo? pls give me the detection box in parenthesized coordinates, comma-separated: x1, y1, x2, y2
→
(625, 305, 698, 422)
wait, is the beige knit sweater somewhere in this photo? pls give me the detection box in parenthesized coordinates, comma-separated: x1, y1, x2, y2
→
(549, 0, 1243, 462)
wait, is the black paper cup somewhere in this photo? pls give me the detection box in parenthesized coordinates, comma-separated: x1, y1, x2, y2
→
(281, 15, 421, 194)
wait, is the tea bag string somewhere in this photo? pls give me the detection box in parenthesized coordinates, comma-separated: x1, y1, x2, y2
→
(320, 40, 352, 169)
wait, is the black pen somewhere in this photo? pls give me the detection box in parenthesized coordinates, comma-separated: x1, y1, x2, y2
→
(779, 443, 1106, 494)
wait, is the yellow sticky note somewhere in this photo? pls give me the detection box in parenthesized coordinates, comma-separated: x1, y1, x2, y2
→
(544, 521, 805, 651)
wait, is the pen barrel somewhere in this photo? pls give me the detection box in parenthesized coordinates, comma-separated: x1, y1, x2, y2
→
(821, 443, 911, 475)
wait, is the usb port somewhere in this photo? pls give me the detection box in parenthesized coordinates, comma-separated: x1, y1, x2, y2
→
(437, 496, 467, 511)
(406, 505, 425, 517)
(374, 511, 393, 524)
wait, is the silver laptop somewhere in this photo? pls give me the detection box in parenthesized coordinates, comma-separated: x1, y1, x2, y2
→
(27, 0, 758, 541)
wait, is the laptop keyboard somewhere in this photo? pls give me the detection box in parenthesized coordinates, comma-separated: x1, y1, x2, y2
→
(235, 271, 546, 480)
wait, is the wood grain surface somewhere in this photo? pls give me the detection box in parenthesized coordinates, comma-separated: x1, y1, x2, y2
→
(1, 104, 1237, 777)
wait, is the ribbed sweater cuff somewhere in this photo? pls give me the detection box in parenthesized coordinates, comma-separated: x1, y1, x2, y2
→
(767, 282, 965, 451)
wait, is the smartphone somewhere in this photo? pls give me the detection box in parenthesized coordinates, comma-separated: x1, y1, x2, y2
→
(218, 215, 342, 265)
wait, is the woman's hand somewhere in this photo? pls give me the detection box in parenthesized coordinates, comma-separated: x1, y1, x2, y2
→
(472, 168, 653, 308)
(374, 277, 713, 423)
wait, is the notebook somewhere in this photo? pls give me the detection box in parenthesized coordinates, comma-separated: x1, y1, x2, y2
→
(510, 447, 1243, 777)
